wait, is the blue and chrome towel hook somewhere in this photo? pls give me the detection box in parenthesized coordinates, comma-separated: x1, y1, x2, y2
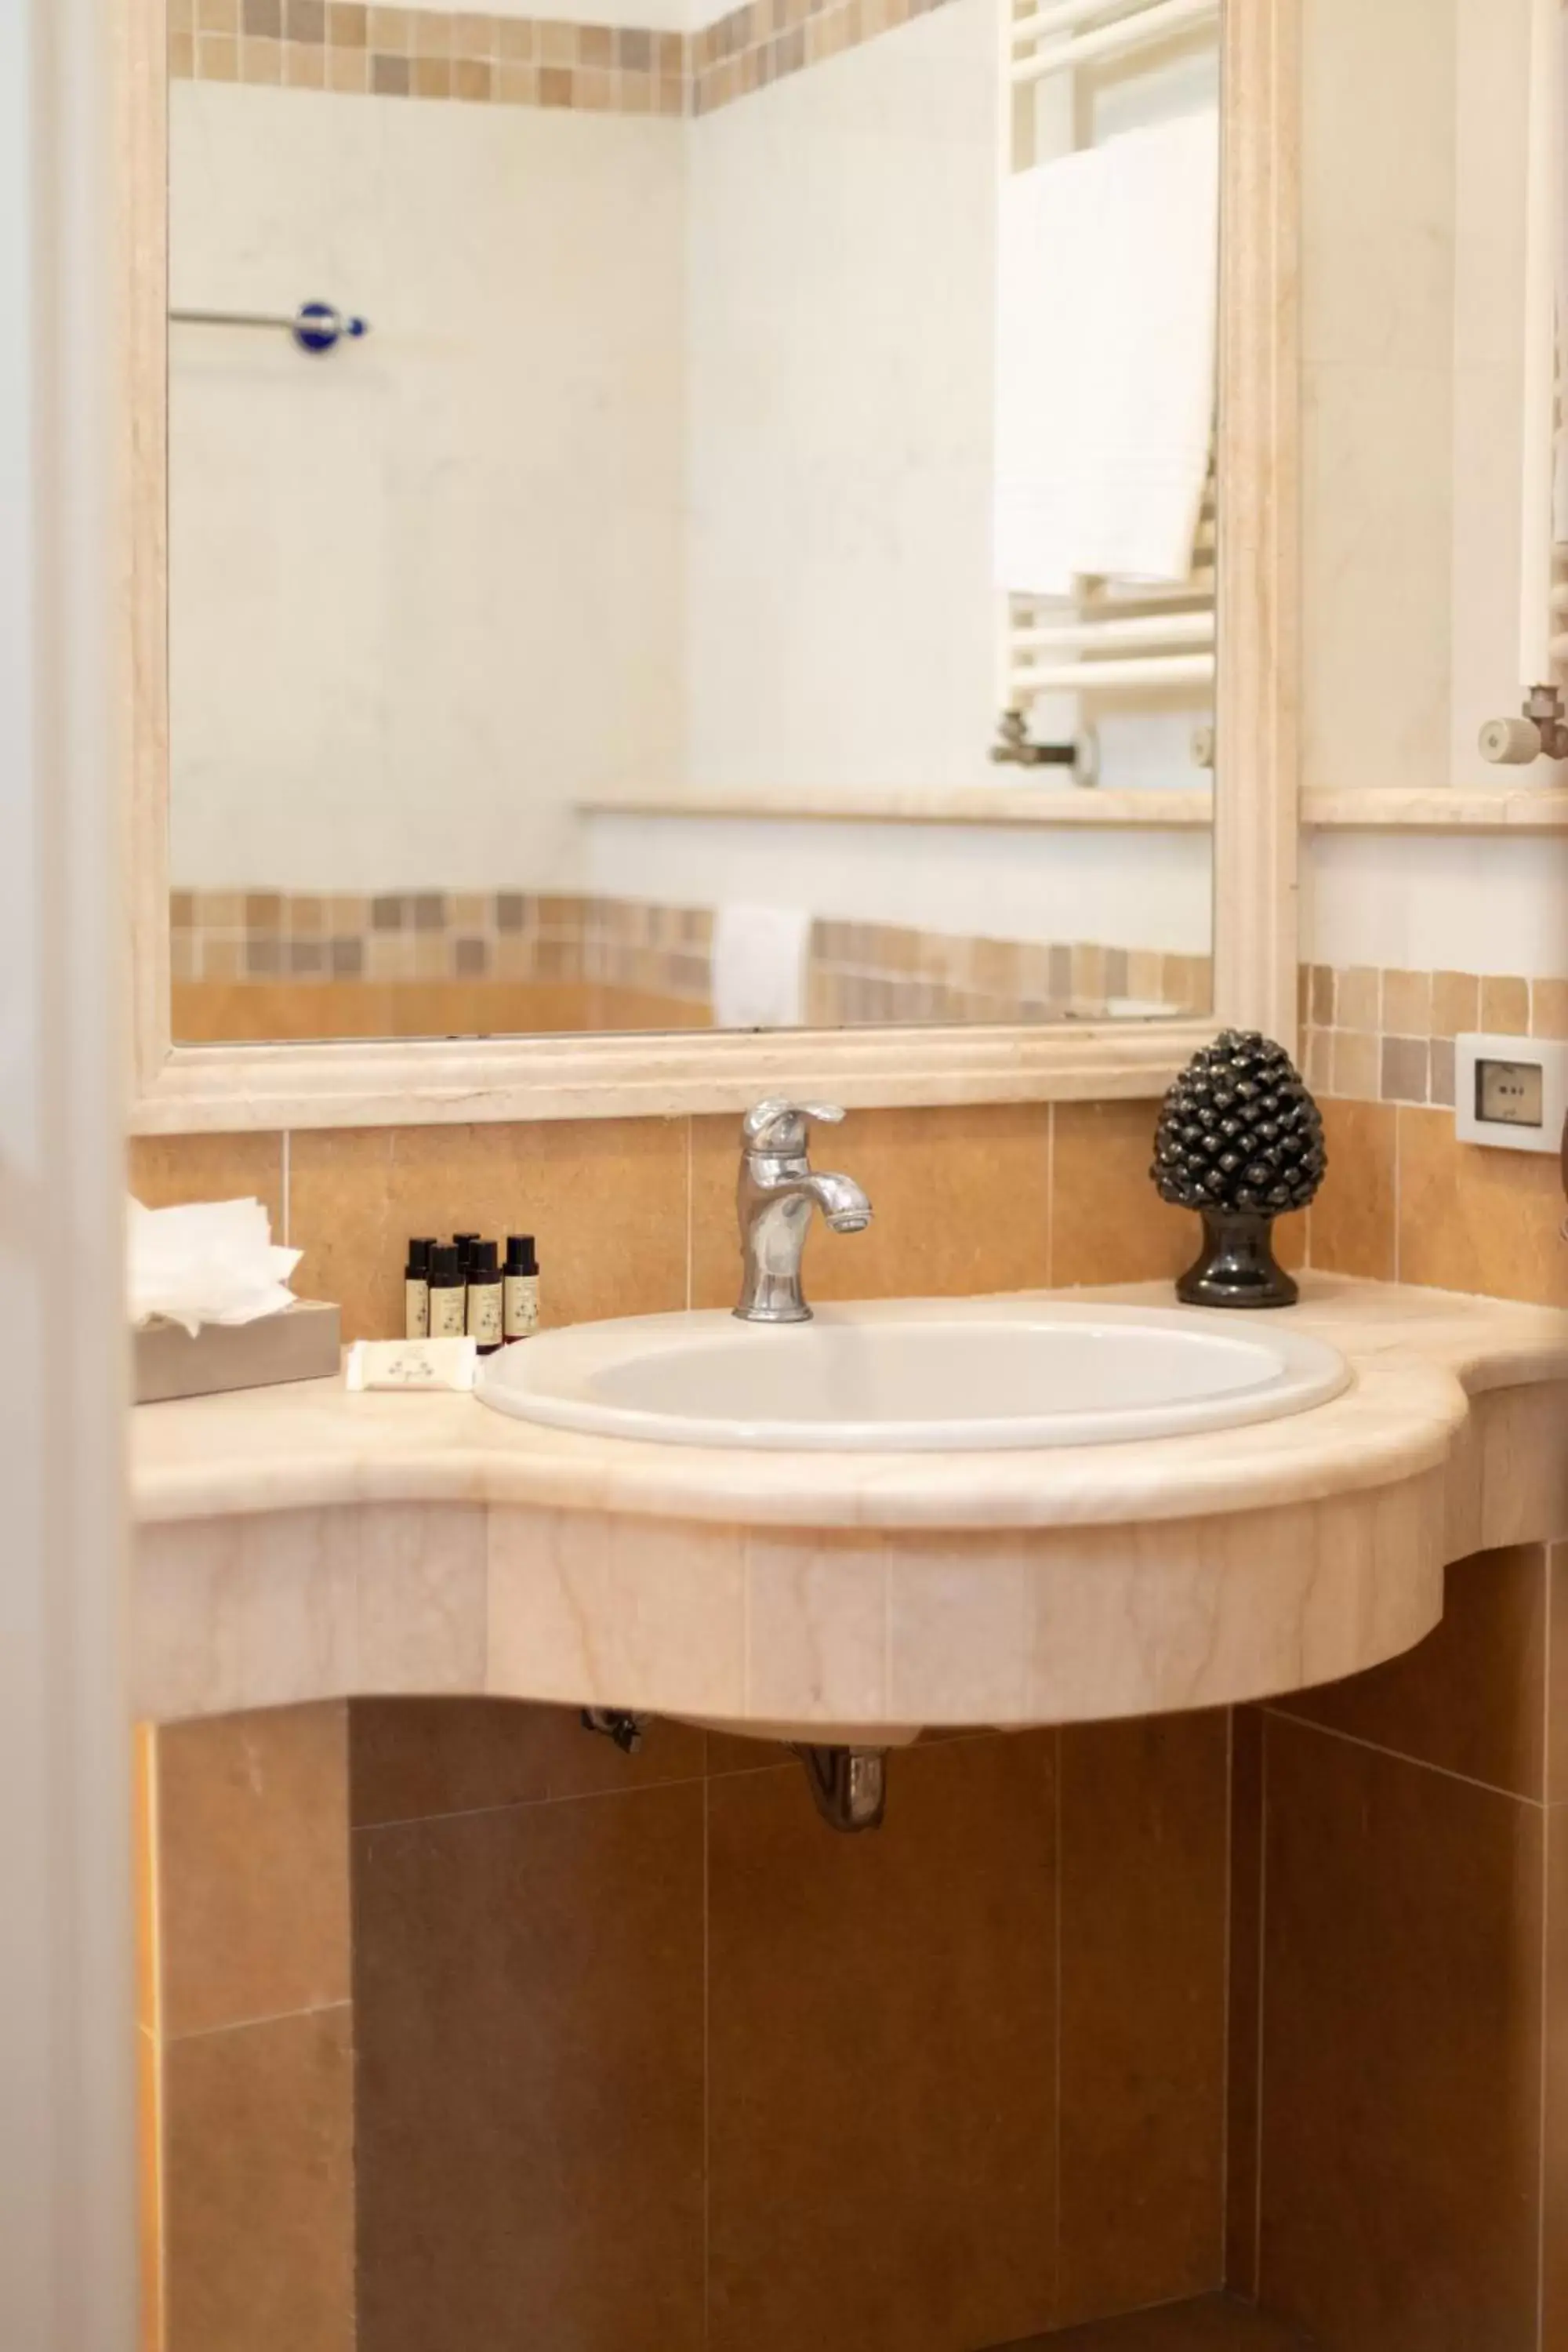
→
(169, 299, 371, 355)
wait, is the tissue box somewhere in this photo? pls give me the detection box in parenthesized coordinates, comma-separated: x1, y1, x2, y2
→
(132, 1301, 342, 1406)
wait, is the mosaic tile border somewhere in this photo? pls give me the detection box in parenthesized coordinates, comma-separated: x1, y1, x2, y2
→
(1300, 964, 1568, 1110)
(169, 1, 688, 116)
(166, 0, 957, 114)
(169, 889, 1211, 1025)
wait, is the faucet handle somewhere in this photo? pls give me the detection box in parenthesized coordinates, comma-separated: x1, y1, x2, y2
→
(741, 1099, 845, 1155)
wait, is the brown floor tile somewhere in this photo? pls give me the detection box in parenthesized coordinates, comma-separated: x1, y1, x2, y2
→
(1272, 1546, 1548, 1798)
(1051, 1101, 1193, 1287)
(354, 1782, 705, 2352)
(155, 1704, 350, 2038)
(129, 1129, 285, 1235)
(1057, 1713, 1230, 2328)
(289, 1115, 689, 1340)
(348, 1696, 707, 1824)
(1544, 1805, 1568, 2351)
(1398, 1104, 1568, 1305)
(162, 2006, 354, 2352)
(1225, 1710, 1265, 2298)
(689, 1102, 1053, 1312)
(1306, 1097, 1396, 1283)
(707, 1733, 1058, 2352)
(1258, 1714, 1543, 2351)
(1001, 2290, 1316, 2347)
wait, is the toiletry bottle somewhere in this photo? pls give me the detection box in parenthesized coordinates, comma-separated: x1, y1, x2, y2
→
(428, 1243, 467, 1339)
(466, 1239, 504, 1355)
(405, 1238, 435, 1340)
(504, 1235, 540, 1342)
(453, 1232, 480, 1275)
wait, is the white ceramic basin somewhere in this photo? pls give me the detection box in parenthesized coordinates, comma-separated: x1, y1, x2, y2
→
(476, 1299, 1349, 1452)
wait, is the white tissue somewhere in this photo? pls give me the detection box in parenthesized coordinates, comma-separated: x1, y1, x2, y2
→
(128, 1196, 303, 1337)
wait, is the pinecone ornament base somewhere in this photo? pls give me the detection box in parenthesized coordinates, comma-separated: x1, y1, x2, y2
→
(1177, 1207, 1299, 1310)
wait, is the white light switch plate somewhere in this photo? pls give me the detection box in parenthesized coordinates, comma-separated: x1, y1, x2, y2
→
(1454, 1033, 1568, 1155)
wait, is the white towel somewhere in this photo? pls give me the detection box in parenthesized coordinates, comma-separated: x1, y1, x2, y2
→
(993, 110, 1221, 597)
(711, 904, 812, 1030)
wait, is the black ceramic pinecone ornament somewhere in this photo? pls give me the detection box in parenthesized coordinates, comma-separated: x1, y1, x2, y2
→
(1151, 1030, 1327, 1308)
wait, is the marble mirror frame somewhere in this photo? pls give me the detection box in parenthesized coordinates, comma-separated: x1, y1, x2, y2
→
(122, 0, 1300, 1136)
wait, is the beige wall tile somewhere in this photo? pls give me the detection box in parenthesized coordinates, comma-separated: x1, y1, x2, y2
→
(1381, 967, 1432, 1036)
(1398, 1104, 1568, 1306)
(1258, 1715, 1542, 2351)
(129, 1130, 285, 1235)
(1481, 975, 1530, 1036)
(155, 1705, 350, 2039)
(1308, 1098, 1396, 1281)
(1057, 1712, 1229, 2327)
(1274, 1547, 1547, 1798)
(288, 1116, 688, 1340)
(162, 2008, 354, 2352)
(689, 1103, 1052, 1312)
(354, 1784, 705, 2350)
(706, 1735, 1058, 2352)
(1336, 966, 1380, 1032)
(1533, 978, 1568, 1040)
(1330, 1027, 1379, 1101)
(1053, 1099, 1190, 1287)
(1431, 970, 1481, 1039)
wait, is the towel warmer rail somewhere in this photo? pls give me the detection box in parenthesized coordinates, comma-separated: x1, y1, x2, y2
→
(996, 0, 1220, 758)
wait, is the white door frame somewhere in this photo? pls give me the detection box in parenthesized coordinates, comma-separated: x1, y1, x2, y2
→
(0, 0, 136, 2343)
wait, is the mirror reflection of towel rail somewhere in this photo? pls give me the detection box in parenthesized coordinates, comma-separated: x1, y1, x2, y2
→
(1009, 651, 1216, 694)
(1011, 0, 1218, 87)
(169, 300, 370, 355)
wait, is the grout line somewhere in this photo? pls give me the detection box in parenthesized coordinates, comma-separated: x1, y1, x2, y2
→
(352, 1768, 726, 1838)
(1218, 1706, 1234, 2285)
(1538, 1550, 1554, 2351)
(1391, 1102, 1401, 1284)
(684, 1114, 695, 1313)
(163, 1997, 354, 2049)
(1044, 1103, 1056, 1289)
(1258, 1702, 1542, 1807)
(702, 1771, 712, 2352)
(1052, 1722, 1063, 2325)
(1252, 1717, 1266, 2293)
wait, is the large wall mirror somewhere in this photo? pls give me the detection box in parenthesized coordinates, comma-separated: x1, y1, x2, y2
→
(129, 0, 1298, 1127)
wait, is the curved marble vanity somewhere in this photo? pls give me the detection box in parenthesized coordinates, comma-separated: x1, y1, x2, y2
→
(130, 1275, 1568, 1740)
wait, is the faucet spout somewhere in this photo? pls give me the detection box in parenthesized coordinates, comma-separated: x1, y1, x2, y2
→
(734, 1102, 872, 1323)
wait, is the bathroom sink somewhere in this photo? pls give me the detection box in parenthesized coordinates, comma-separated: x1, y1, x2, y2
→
(476, 1299, 1349, 1452)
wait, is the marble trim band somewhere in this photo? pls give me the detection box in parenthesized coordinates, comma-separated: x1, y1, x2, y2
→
(166, 0, 960, 116)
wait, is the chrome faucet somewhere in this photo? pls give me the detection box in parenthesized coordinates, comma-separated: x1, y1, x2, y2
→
(735, 1100, 872, 1324)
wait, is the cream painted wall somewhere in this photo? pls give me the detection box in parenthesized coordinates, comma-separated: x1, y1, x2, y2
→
(1299, 0, 1568, 977)
(169, 82, 686, 893)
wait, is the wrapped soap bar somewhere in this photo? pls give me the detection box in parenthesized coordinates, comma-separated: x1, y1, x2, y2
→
(345, 1338, 478, 1393)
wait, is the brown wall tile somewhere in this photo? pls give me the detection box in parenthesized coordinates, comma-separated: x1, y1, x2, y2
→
(288, 1116, 688, 1339)
(1225, 1707, 1264, 2299)
(1307, 1096, 1397, 1281)
(155, 1704, 350, 2039)
(348, 1695, 705, 1826)
(1273, 1547, 1547, 1798)
(354, 1784, 706, 2352)
(1051, 1099, 1191, 1287)
(1258, 1714, 1542, 2352)
(163, 2007, 354, 2352)
(1057, 1713, 1229, 2327)
(129, 1129, 285, 1236)
(706, 1735, 1058, 2352)
(1398, 1103, 1568, 1306)
(689, 1103, 1052, 1311)
(1545, 1803, 1568, 2351)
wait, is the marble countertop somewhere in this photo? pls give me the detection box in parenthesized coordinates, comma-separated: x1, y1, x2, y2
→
(132, 1276, 1568, 1534)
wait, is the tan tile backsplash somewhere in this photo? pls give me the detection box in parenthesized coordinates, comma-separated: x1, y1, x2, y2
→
(1302, 958, 1566, 1109)
(172, 887, 1210, 1035)
(169, 0, 946, 114)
